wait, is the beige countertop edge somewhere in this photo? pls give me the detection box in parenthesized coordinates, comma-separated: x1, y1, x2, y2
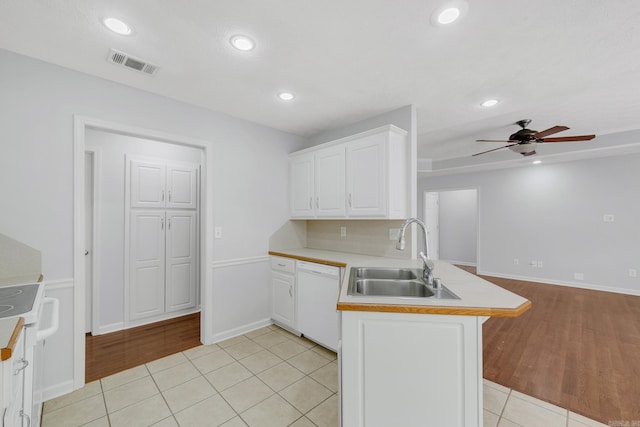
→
(269, 248, 531, 317)
(1, 317, 24, 361)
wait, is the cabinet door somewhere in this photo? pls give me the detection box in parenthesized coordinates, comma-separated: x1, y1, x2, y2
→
(290, 154, 315, 218)
(315, 146, 346, 217)
(165, 211, 197, 312)
(130, 210, 166, 320)
(271, 271, 296, 329)
(346, 134, 387, 217)
(166, 164, 198, 209)
(131, 160, 167, 208)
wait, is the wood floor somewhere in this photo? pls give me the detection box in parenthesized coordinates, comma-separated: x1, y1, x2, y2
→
(85, 313, 201, 383)
(468, 267, 640, 424)
(85, 273, 640, 423)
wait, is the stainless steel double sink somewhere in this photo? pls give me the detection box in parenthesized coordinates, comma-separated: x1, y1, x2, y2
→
(347, 267, 460, 299)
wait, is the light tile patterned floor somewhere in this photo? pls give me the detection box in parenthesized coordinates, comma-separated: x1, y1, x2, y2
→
(42, 325, 608, 427)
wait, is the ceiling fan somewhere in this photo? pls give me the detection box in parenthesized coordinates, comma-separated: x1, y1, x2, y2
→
(473, 119, 596, 157)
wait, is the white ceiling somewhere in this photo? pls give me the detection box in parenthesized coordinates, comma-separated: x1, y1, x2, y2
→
(1, 0, 640, 161)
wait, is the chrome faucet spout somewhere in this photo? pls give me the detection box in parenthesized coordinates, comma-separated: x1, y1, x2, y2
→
(396, 218, 435, 287)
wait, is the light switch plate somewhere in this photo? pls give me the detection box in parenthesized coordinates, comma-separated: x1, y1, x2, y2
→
(214, 227, 222, 239)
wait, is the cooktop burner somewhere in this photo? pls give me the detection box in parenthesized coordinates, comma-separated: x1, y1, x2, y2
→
(0, 284, 39, 319)
(0, 288, 23, 299)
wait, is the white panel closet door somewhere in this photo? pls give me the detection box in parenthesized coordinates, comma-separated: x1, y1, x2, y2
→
(165, 210, 197, 312)
(130, 210, 166, 320)
(166, 165, 198, 209)
(131, 160, 166, 208)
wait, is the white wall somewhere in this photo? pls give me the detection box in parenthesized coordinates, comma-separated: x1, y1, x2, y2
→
(437, 190, 477, 265)
(418, 154, 640, 295)
(0, 49, 306, 395)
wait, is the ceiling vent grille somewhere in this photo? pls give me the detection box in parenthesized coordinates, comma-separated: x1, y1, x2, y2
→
(107, 48, 159, 76)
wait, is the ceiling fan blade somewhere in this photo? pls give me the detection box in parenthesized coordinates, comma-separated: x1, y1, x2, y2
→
(533, 125, 569, 139)
(540, 134, 596, 143)
(522, 150, 537, 157)
(472, 144, 517, 156)
(475, 139, 515, 143)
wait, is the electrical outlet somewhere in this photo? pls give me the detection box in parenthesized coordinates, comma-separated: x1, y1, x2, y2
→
(538, 261, 544, 268)
(529, 260, 538, 267)
(513, 258, 519, 265)
(340, 226, 347, 237)
(389, 228, 400, 241)
(603, 214, 615, 222)
(574, 272, 584, 281)
(630, 269, 637, 278)
(214, 227, 222, 239)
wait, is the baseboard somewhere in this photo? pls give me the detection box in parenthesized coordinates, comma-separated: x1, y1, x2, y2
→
(478, 270, 640, 296)
(209, 318, 272, 344)
(41, 379, 75, 402)
(93, 321, 124, 336)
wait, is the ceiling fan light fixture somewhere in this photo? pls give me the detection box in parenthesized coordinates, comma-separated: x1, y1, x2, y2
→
(532, 160, 542, 165)
(230, 35, 255, 51)
(104, 18, 132, 35)
(481, 99, 499, 108)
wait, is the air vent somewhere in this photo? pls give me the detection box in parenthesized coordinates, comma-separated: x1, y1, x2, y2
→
(107, 48, 159, 76)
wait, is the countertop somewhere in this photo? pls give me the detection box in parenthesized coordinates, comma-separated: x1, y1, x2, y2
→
(269, 248, 531, 318)
(0, 317, 24, 361)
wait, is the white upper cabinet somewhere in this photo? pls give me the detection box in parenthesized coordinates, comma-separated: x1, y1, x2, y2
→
(166, 165, 198, 209)
(131, 161, 166, 208)
(131, 160, 198, 209)
(314, 146, 346, 217)
(289, 125, 407, 219)
(290, 154, 315, 218)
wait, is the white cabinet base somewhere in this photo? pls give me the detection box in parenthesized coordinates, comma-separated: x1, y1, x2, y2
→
(341, 311, 483, 427)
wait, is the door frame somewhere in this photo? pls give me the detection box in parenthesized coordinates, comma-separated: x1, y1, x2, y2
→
(84, 147, 102, 335)
(422, 187, 480, 268)
(73, 116, 214, 388)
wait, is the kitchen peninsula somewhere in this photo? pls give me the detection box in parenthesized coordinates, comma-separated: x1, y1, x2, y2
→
(269, 248, 530, 427)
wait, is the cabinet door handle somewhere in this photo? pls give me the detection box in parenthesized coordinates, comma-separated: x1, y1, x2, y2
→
(14, 358, 29, 375)
(289, 285, 293, 297)
(308, 197, 312, 209)
(161, 190, 165, 202)
(348, 193, 352, 207)
(168, 190, 172, 202)
(168, 218, 171, 230)
(316, 197, 319, 209)
(277, 263, 286, 267)
(161, 218, 164, 230)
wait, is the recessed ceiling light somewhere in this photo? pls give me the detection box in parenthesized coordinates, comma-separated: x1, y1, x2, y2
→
(278, 92, 295, 101)
(481, 99, 499, 108)
(532, 160, 542, 165)
(104, 18, 132, 35)
(438, 7, 460, 24)
(431, 1, 469, 26)
(230, 35, 255, 51)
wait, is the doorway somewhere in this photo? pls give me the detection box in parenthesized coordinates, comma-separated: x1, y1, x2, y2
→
(73, 116, 214, 388)
(423, 188, 478, 266)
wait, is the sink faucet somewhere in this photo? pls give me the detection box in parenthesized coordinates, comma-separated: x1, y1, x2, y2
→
(396, 218, 436, 288)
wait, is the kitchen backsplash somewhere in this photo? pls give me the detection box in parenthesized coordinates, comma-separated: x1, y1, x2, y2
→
(306, 220, 411, 259)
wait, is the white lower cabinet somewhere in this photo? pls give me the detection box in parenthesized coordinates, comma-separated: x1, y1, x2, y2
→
(270, 257, 298, 332)
(1, 323, 26, 427)
(341, 311, 483, 427)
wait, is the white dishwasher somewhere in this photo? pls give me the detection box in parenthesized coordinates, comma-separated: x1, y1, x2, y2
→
(297, 261, 341, 352)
